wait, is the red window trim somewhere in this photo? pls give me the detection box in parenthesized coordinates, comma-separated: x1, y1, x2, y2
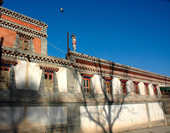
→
(103, 77, 112, 80)
(81, 74, 93, 78)
(0, 67, 10, 71)
(153, 84, 158, 95)
(105, 80, 111, 94)
(83, 78, 91, 93)
(133, 81, 139, 95)
(120, 80, 127, 96)
(144, 83, 149, 95)
(44, 72, 53, 82)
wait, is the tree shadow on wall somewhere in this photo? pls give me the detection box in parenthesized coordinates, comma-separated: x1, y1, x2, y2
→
(74, 58, 135, 133)
(0, 58, 44, 133)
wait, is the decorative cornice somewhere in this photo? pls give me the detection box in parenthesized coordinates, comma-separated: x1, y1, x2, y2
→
(153, 84, 158, 87)
(81, 73, 93, 78)
(120, 79, 128, 83)
(133, 81, 139, 85)
(0, 59, 18, 67)
(17, 32, 34, 39)
(69, 51, 170, 82)
(0, 6, 48, 27)
(144, 83, 149, 86)
(0, 18, 47, 38)
(1, 47, 170, 86)
(1, 47, 73, 67)
(40, 66, 59, 72)
(103, 77, 112, 80)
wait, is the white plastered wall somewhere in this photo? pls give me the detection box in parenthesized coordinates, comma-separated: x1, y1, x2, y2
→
(80, 102, 165, 132)
(148, 83, 155, 96)
(56, 67, 67, 92)
(149, 102, 164, 121)
(0, 106, 67, 128)
(112, 78, 122, 95)
(27, 106, 67, 125)
(138, 82, 145, 95)
(157, 86, 162, 96)
(126, 80, 135, 95)
(14, 60, 42, 90)
(80, 103, 148, 132)
(91, 75, 104, 94)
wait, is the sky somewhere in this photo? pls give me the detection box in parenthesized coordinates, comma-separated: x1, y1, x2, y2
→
(2, 0, 170, 76)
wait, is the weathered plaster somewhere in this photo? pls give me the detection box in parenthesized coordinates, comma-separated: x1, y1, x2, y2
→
(91, 75, 104, 94)
(126, 80, 135, 95)
(149, 102, 164, 121)
(56, 68, 67, 92)
(80, 103, 148, 132)
(148, 83, 155, 96)
(112, 78, 122, 95)
(138, 82, 145, 95)
(14, 60, 42, 90)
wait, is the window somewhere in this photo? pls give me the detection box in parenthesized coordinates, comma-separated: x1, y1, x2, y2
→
(133, 81, 139, 95)
(153, 85, 157, 95)
(120, 80, 127, 96)
(105, 80, 111, 94)
(44, 72, 53, 92)
(0, 66, 10, 89)
(82, 74, 93, 94)
(83, 78, 90, 93)
(44, 73, 53, 81)
(18, 37, 29, 50)
(144, 83, 149, 95)
(103, 77, 112, 94)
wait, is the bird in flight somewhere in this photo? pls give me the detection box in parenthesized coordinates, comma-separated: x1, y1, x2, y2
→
(60, 8, 64, 12)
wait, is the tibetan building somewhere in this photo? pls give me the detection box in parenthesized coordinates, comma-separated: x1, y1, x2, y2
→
(0, 6, 170, 133)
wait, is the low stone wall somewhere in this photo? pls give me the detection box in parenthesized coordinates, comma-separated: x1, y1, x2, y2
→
(0, 106, 67, 132)
(80, 102, 165, 133)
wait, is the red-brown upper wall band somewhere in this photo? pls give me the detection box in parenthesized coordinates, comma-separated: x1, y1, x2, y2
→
(1, 15, 41, 31)
(76, 59, 170, 82)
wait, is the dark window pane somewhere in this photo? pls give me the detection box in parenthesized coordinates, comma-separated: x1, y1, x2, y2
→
(49, 74, 52, 80)
(24, 40, 29, 50)
(86, 80, 88, 87)
(45, 74, 48, 79)
(4, 68, 8, 71)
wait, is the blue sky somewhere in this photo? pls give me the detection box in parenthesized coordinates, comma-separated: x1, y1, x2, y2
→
(3, 0, 170, 76)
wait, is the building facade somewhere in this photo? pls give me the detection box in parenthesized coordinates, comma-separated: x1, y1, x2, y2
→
(0, 6, 170, 133)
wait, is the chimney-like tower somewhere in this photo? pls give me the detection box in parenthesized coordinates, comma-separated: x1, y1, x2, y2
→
(0, 0, 4, 6)
(71, 33, 76, 52)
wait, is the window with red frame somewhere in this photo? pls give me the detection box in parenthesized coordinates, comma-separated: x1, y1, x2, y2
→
(153, 85, 157, 95)
(44, 71, 54, 92)
(18, 37, 29, 50)
(144, 83, 149, 95)
(122, 84, 126, 95)
(133, 82, 139, 95)
(105, 80, 111, 94)
(121, 80, 127, 96)
(44, 73, 53, 81)
(83, 78, 90, 93)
